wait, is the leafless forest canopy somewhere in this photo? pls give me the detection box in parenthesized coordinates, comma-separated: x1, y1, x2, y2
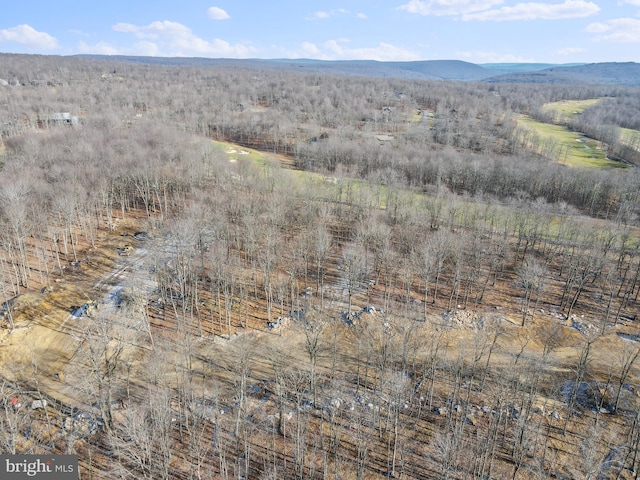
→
(1, 53, 640, 479)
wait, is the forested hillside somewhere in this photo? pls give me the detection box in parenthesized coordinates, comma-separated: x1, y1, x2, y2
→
(1, 53, 640, 479)
(487, 62, 640, 87)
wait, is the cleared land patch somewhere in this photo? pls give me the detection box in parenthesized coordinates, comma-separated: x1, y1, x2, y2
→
(544, 99, 640, 152)
(2, 135, 640, 479)
(542, 98, 600, 120)
(517, 115, 627, 168)
(622, 127, 640, 150)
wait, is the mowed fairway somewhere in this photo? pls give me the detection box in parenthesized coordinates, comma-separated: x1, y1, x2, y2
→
(542, 98, 600, 119)
(543, 98, 640, 154)
(211, 139, 398, 209)
(517, 115, 628, 168)
(622, 127, 640, 150)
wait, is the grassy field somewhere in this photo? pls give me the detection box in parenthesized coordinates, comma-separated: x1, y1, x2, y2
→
(411, 107, 433, 124)
(212, 139, 399, 209)
(622, 127, 640, 149)
(214, 139, 638, 249)
(542, 98, 600, 119)
(542, 99, 640, 155)
(211, 140, 267, 164)
(517, 115, 628, 169)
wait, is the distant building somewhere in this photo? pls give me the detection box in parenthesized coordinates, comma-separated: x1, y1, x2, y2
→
(50, 112, 79, 125)
(375, 134, 394, 142)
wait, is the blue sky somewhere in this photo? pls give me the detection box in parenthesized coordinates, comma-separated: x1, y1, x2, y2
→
(1, 1, 639, 63)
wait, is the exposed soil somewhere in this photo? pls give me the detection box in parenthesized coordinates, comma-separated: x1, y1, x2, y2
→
(1, 144, 639, 479)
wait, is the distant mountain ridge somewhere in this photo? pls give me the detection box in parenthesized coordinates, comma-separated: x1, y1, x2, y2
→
(479, 63, 586, 73)
(485, 62, 640, 86)
(74, 54, 640, 85)
(75, 55, 495, 80)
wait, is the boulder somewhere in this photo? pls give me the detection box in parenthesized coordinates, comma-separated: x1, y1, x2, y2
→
(31, 400, 47, 410)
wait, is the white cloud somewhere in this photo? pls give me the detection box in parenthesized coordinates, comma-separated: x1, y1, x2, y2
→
(623, 0, 640, 5)
(130, 41, 162, 56)
(79, 40, 161, 56)
(110, 20, 256, 57)
(556, 46, 584, 55)
(299, 42, 322, 57)
(586, 18, 640, 42)
(68, 29, 91, 38)
(308, 9, 353, 20)
(78, 41, 120, 55)
(113, 21, 189, 40)
(207, 7, 230, 20)
(313, 11, 332, 19)
(585, 22, 609, 32)
(292, 39, 420, 61)
(457, 50, 537, 62)
(0, 24, 58, 50)
(462, 0, 600, 21)
(357, 13, 369, 19)
(398, 0, 504, 16)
